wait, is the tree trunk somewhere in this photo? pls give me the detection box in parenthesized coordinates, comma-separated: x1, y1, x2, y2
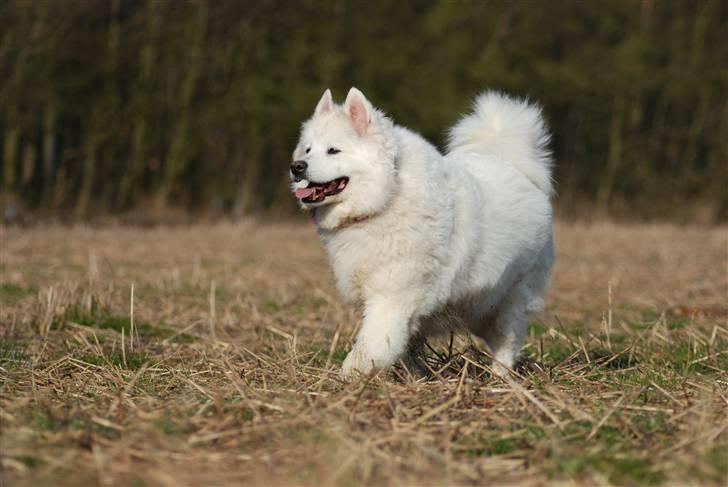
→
(157, 0, 208, 208)
(3, 107, 19, 192)
(596, 95, 625, 213)
(118, 0, 163, 207)
(42, 101, 57, 201)
(76, 135, 97, 217)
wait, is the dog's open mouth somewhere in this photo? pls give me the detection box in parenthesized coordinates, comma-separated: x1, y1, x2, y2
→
(294, 177, 349, 203)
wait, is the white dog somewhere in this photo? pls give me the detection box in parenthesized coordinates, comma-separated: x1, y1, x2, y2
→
(291, 88, 554, 379)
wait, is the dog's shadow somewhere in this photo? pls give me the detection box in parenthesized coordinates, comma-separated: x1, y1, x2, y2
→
(393, 335, 636, 384)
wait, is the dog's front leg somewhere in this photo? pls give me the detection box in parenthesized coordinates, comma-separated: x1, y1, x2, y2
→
(341, 297, 413, 379)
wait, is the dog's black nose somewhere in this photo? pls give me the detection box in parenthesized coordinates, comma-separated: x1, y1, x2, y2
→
(290, 160, 308, 176)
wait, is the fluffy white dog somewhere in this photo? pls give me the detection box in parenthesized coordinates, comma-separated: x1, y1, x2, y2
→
(290, 87, 554, 379)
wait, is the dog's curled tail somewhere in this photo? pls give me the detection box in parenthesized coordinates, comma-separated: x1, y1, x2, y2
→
(447, 91, 553, 197)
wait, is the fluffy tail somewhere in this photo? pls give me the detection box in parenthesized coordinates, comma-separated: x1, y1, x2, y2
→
(447, 91, 554, 197)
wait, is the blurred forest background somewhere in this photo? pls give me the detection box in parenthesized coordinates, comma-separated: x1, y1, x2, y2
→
(0, 0, 726, 222)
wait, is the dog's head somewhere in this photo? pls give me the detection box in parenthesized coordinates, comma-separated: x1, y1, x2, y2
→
(291, 88, 397, 225)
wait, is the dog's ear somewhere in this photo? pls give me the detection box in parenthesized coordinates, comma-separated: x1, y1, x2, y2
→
(314, 89, 334, 116)
(344, 87, 373, 136)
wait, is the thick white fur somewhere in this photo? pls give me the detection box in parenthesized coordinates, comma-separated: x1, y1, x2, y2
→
(448, 92, 554, 197)
(292, 88, 554, 379)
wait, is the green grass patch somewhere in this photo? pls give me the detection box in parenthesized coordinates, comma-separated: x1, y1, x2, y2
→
(241, 408, 255, 422)
(135, 375, 164, 394)
(34, 409, 60, 431)
(618, 367, 679, 389)
(590, 348, 634, 369)
(704, 446, 728, 480)
(0, 282, 36, 303)
(154, 416, 193, 435)
(222, 396, 258, 422)
(261, 299, 280, 313)
(79, 352, 146, 370)
(528, 321, 549, 336)
(667, 319, 689, 330)
(287, 295, 328, 317)
(607, 457, 665, 485)
(458, 434, 524, 458)
(18, 456, 44, 469)
(258, 293, 328, 316)
(554, 452, 664, 485)
(633, 412, 671, 435)
(302, 345, 348, 368)
(56, 307, 195, 344)
(543, 341, 576, 365)
(0, 338, 27, 369)
(647, 340, 726, 376)
(489, 437, 517, 455)
(330, 349, 347, 365)
(545, 408, 674, 485)
(32, 409, 119, 439)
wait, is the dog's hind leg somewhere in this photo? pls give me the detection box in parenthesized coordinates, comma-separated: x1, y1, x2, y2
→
(479, 242, 553, 377)
(477, 287, 529, 377)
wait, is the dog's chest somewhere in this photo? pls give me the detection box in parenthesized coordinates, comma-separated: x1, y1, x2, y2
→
(328, 246, 370, 304)
(321, 229, 382, 303)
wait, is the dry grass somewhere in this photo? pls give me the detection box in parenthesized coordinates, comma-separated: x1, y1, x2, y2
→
(1, 221, 726, 486)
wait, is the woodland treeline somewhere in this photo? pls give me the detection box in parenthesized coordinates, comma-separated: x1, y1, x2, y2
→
(1, 0, 726, 221)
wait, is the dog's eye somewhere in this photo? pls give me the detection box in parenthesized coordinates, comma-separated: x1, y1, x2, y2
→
(327, 147, 341, 155)
(305, 147, 311, 154)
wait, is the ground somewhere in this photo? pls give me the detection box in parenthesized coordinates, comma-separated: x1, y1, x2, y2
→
(1, 221, 726, 486)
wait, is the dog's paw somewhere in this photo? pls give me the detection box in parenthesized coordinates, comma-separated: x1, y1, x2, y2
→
(340, 347, 376, 380)
(490, 361, 510, 378)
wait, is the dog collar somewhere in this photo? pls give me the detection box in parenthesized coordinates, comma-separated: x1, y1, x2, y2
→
(336, 214, 372, 228)
(311, 208, 371, 230)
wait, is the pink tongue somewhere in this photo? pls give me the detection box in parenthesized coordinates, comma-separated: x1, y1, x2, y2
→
(295, 187, 316, 199)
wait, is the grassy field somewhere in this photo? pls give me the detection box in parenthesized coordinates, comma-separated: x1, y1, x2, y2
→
(1, 221, 726, 486)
